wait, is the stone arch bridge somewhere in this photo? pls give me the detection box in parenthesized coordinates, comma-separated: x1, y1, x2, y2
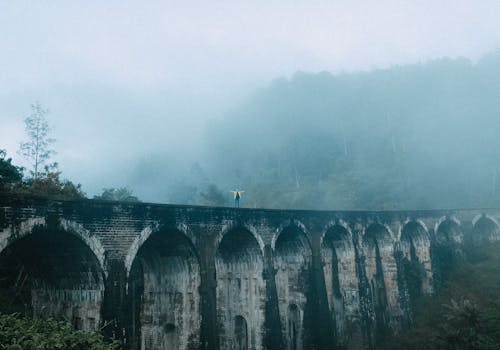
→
(0, 196, 499, 349)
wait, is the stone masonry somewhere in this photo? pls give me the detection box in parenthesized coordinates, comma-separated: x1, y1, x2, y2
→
(0, 195, 499, 349)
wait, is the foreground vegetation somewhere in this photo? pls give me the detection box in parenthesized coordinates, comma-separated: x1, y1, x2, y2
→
(0, 287, 118, 350)
(0, 313, 119, 350)
(383, 242, 500, 349)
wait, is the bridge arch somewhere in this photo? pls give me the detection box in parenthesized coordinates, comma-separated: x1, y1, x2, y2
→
(401, 221, 431, 262)
(0, 218, 105, 331)
(320, 222, 360, 345)
(399, 220, 433, 300)
(274, 224, 312, 350)
(217, 222, 265, 255)
(124, 222, 199, 279)
(0, 217, 106, 274)
(274, 223, 312, 255)
(271, 220, 308, 251)
(401, 220, 429, 243)
(320, 220, 351, 246)
(234, 315, 249, 350)
(215, 226, 265, 350)
(435, 217, 463, 244)
(472, 215, 500, 243)
(364, 222, 393, 245)
(127, 226, 201, 350)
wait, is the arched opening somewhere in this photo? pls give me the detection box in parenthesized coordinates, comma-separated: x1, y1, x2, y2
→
(128, 229, 200, 350)
(473, 216, 500, 243)
(275, 225, 312, 350)
(321, 225, 359, 343)
(433, 219, 464, 288)
(365, 223, 392, 244)
(234, 315, 248, 350)
(436, 219, 463, 244)
(401, 222, 429, 253)
(215, 228, 264, 350)
(362, 224, 395, 341)
(0, 227, 104, 330)
(400, 222, 432, 294)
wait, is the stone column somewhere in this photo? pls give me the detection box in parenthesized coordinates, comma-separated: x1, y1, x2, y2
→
(198, 227, 218, 350)
(309, 227, 337, 349)
(102, 256, 128, 347)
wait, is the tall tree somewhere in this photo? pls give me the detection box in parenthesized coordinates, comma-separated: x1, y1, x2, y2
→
(18, 102, 56, 179)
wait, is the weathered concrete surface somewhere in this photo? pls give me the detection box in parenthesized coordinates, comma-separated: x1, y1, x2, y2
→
(274, 226, 312, 350)
(130, 229, 201, 350)
(1, 195, 500, 349)
(0, 224, 104, 331)
(216, 228, 265, 350)
(321, 224, 361, 348)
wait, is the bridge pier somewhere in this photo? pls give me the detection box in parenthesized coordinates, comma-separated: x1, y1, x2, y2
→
(198, 229, 218, 350)
(103, 258, 127, 345)
(310, 227, 337, 349)
(263, 243, 284, 350)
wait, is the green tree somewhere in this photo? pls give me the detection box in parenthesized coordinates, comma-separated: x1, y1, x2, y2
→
(23, 163, 85, 199)
(0, 150, 23, 193)
(94, 187, 140, 202)
(18, 102, 56, 179)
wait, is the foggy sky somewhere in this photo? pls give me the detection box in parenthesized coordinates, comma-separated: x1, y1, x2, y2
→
(2, 1, 500, 199)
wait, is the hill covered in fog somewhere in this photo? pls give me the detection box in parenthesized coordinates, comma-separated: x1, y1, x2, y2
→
(132, 52, 500, 209)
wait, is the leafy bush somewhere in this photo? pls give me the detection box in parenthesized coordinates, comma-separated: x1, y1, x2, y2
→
(0, 313, 119, 350)
(383, 242, 500, 349)
(0, 150, 23, 193)
(93, 187, 139, 202)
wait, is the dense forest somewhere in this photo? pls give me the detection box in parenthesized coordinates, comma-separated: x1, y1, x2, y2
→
(139, 52, 500, 210)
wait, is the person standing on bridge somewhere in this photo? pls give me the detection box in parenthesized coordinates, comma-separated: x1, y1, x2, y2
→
(230, 190, 244, 208)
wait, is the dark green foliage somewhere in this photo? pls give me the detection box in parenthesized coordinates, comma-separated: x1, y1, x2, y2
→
(1, 150, 85, 200)
(1, 162, 86, 200)
(383, 242, 500, 349)
(94, 187, 139, 202)
(0, 313, 119, 350)
(21, 163, 85, 199)
(431, 299, 493, 350)
(480, 301, 500, 344)
(0, 150, 23, 192)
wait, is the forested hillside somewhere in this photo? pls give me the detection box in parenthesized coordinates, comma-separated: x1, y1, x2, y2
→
(189, 52, 500, 209)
